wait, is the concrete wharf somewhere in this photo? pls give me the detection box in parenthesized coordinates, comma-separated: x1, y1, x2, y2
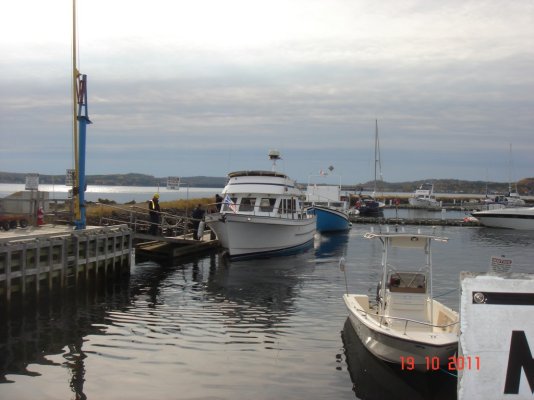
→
(0, 225, 132, 303)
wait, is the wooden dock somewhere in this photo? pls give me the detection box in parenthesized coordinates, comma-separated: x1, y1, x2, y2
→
(134, 231, 219, 259)
(0, 224, 132, 303)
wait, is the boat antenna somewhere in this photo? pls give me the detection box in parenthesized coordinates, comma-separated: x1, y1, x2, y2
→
(339, 257, 349, 294)
(269, 149, 281, 172)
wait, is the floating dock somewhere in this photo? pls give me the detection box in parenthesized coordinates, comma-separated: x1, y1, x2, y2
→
(349, 216, 480, 227)
(134, 231, 219, 259)
(0, 224, 132, 303)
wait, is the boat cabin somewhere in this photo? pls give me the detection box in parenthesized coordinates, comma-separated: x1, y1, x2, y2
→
(221, 194, 306, 219)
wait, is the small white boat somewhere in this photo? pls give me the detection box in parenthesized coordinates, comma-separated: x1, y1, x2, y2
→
(205, 151, 316, 258)
(471, 207, 534, 230)
(343, 232, 459, 371)
(408, 183, 441, 209)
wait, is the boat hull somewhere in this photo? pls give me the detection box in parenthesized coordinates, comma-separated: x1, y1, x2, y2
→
(472, 207, 534, 230)
(205, 213, 316, 257)
(408, 198, 440, 208)
(343, 294, 458, 371)
(307, 206, 351, 232)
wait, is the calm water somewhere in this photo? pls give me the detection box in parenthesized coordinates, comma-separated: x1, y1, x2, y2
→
(1, 224, 533, 400)
(0, 183, 222, 204)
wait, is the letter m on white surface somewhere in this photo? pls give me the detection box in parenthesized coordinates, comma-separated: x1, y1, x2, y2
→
(504, 330, 534, 394)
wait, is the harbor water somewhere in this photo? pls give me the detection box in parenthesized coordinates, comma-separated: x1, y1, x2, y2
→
(1, 223, 533, 400)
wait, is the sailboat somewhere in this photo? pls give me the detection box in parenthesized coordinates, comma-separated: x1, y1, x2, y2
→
(491, 144, 525, 207)
(354, 120, 385, 216)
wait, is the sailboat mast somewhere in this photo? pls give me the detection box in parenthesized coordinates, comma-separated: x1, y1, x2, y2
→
(373, 120, 382, 195)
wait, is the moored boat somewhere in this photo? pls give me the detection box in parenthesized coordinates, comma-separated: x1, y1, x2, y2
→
(205, 151, 316, 258)
(471, 207, 534, 230)
(492, 190, 526, 207)
(306, 205, 351, 232)
(343, 232, 459, 371)
(304, 184, 351, 232)
(408, 183, 441, 209)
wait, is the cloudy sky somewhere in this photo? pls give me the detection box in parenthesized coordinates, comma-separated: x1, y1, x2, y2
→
(1, 0, 533, 184)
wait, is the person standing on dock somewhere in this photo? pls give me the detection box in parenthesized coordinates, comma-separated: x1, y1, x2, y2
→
(148, 193, 161, 235)
(192, 204, 205, 240)
(215, 194, 223, 211)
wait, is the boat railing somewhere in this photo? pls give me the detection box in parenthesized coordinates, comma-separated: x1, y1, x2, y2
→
(356, 307, 458, 334)
(94, 203, 200, 237)
(219, 204, 311, 220)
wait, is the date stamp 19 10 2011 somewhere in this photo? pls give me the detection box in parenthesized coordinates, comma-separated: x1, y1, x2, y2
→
(400, 355, 481, 371)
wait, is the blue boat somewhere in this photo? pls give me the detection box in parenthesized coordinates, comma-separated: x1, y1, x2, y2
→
(307, 205, 351, 232)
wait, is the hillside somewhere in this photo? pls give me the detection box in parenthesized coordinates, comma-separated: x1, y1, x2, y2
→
(351, 177, 534, 195)
(1, 172, 533, 194)
(0, 172, 227, 188)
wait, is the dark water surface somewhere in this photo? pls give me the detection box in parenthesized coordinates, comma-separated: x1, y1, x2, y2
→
(1, 224, 533, 400)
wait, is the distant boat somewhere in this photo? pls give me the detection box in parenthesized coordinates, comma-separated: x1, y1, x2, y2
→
(408, 183, 441, 209)
(304, 181, 351, 233)
(204, 151, 316, 258)
(353, 194, 383, 217)
(354, 120, 385, 217)
(343, 232, 459, 371)
(471, 207, 534, 230)
(491, 143, 526, 207)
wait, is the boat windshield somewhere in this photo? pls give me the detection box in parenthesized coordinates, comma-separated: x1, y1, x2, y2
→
(388, 272, 426, 293)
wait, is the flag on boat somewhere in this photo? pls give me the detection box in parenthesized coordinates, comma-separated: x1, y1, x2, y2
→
(223, 194, 237, 213)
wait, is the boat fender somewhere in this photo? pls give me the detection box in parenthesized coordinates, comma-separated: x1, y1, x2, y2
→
(197, 221, 205, 240)
(376, 281, 382, 303)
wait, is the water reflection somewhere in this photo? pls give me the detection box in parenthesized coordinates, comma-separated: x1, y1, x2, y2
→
(314, 232, 350, 260)
(202, 251, 314, 340)
(342, 319, 456, 400)
(0, 282, 131, 399)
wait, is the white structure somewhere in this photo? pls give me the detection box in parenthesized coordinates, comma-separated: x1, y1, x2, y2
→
(458, 272, 534, 399)
(343, 232, 459, 371)
(205, 166, 316, 258)
(0, 190, 50, 214)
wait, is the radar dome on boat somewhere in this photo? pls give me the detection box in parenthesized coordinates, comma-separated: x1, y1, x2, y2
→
(268, 149, 281, 160)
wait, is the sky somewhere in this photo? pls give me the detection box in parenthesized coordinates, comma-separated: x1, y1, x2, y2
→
(1, 0, 533, 185)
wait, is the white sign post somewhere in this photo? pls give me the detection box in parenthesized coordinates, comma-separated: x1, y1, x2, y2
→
(25, 173, 39, 190)
(65, 169, 75, 186)
(459, 272, 534, 399)
(167, 177, 180, 190)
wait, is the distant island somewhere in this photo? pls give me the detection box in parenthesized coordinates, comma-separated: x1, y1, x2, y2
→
(1, 171, 533, 195)
(0, 172, 227, 188)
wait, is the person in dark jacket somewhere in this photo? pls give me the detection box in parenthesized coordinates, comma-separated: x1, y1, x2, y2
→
(215, 194, 223, 211)
(191, 204, 205, 240)
(148, 193, 161, 235)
